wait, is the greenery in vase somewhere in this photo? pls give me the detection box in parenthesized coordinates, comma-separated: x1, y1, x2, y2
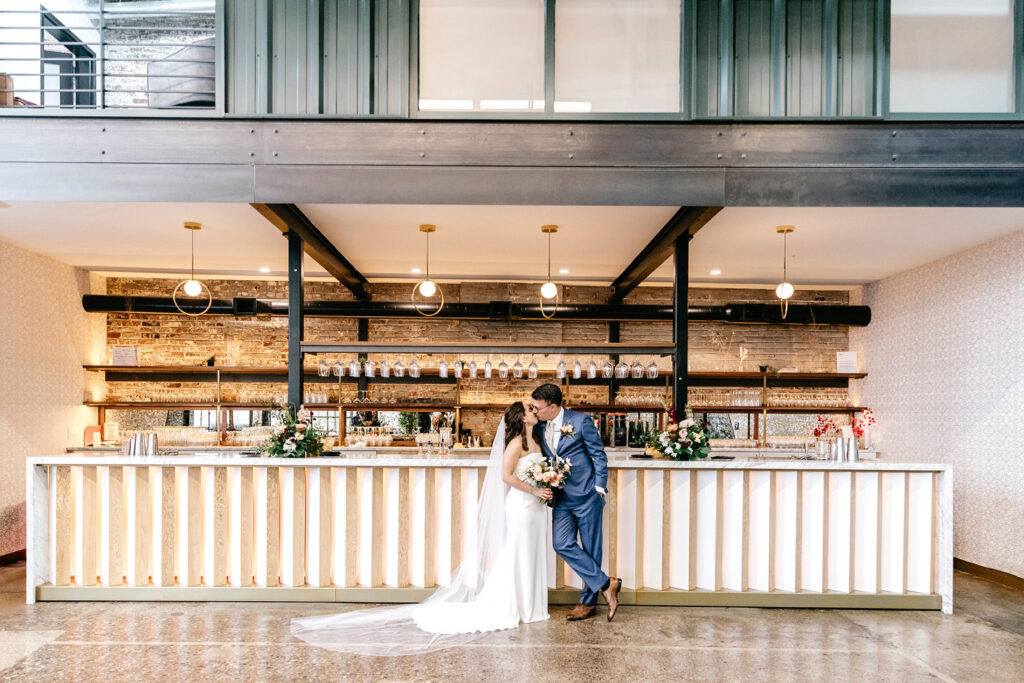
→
(258, 407, 325, 458)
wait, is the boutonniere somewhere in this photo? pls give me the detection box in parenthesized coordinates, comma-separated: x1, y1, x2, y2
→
(559, 424, 579, 441)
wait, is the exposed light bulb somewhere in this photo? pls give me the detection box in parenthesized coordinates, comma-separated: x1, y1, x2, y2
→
(419, 280, 437, 297)
(540, 281, 558, 299)
(776, 282, 794, 300)
(183, 279, 203, 297)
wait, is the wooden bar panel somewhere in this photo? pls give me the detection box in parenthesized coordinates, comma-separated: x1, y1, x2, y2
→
(688, 470, 698, 591)
(397, 467, 411, 588)
(201, 467, 226, 587)
(371, 467, 384, 587)
(227, 466, 253, 587)
(667, 470, 689, 590)
(331, 467, 358, 587)
(606, 469, 618, 581)
(747, 471, 771, 592)
(768, 471, 777, 592)
(73, 466, 98, 586)
(51, 466, 72, 586)
(714, 471, 724, 592)
(175, 467, 202, 587)
(306, 467, 331, 587)
(720, 470, 745, 592)
(615, 469, 638, 589)
(661, 471, 671, 591)
(740, 470, 750, 592)
(634, 469, 645, 589)
(449, 468, 462, 581)
(99, 466, 123, 586)
(150, 467, 175, 587)
(422, 468, 436, 588)
(794, 471, 804, 593)
(255, 467, 280, 587)
(280, 467, 305, 587)
(125, 466, 150, 587)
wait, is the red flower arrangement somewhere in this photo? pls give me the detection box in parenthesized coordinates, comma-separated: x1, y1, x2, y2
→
(851, 408, 875, 439)
(812, 415, 840, 439)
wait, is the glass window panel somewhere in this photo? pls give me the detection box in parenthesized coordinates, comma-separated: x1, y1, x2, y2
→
(554, 0, 681, 113)
(889, 0, 1015, 113)
(418, 0, 545, 113)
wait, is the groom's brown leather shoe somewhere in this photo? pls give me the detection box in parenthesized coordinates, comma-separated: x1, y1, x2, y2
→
(566, 604, 596, 621)
(604, 577, 622, 622)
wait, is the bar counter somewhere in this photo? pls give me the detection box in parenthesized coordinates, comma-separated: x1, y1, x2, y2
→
(27, 452, 951, 613)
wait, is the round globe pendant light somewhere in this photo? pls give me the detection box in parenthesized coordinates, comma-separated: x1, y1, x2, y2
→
(173, 222, 212, 316)
(775, 225, 795, 320)
(539, 225, 560, 319)
(412, 224, 444, 316)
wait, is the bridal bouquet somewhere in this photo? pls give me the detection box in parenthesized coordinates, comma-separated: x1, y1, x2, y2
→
(259, 407, 326, 458)
(522, 456, 571, 507)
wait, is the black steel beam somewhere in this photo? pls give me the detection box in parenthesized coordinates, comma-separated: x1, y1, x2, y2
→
(252, 203, 371, 302)
(81, 295, 872, 326)
(673, 234, 689, 418)
(287, 232, 304, 415)
(609, 207, 722, 304)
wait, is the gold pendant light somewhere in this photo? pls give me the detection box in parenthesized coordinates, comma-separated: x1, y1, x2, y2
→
(173, 221, 212, 316)
(412, 224, 444, 317)
(539, 224, 559, 319)
(775, 225, 795, 320)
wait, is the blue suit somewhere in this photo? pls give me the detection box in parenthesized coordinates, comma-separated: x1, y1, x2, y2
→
(534, 408, 610, 606)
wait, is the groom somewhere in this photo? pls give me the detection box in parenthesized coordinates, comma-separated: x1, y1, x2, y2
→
(531, 383, 621, 622)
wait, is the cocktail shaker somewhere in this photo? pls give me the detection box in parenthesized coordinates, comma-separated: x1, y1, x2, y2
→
(846, 437, 859, 463)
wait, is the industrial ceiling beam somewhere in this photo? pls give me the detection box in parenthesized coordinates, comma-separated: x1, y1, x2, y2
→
(251, 203, 371, 302)
(609, 206, 722, 304)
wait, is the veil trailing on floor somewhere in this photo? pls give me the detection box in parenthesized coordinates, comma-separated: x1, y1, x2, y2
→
(290, 420, 511, 656)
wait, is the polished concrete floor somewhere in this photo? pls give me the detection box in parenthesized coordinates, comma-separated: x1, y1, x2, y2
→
(0, 566, 1021, 681)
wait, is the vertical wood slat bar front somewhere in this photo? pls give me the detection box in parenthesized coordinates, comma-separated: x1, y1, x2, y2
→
(397, 467, 411, 587)
(201, 466, 226, 587)
(306, 467, 331, 587)
(227, 466, 253, 587)
(125, 465, 150, 587)
(331, 467, 358, 588)
(73, 466, 98, 586)
(422, 468, 436, 588)
(150, 467, 176, 587)
(51, 466, 72, 586)
(99, 466, 123, 587)
(255, 467, 280, 587)
(281, 467, 305, 587)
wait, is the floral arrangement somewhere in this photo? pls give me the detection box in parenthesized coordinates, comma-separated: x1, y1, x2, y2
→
(852, 408, 875, 439)
(658, 418, 711, 461)
(522, 456, 571, 507)
(812, 414, 841, 440)
(258, 407, 325, 458)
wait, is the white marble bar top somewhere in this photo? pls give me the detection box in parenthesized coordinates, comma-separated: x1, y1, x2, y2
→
(30, 454, 949, 472)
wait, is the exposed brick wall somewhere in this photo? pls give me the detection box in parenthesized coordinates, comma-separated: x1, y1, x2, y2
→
(102, 278, 854, 439)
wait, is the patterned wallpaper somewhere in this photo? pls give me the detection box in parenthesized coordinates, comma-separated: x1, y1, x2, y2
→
(0, 240, 105, 556)
(849, 228, 1024, 579)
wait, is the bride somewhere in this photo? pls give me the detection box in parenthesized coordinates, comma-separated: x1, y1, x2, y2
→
(291, 402, 554, 656)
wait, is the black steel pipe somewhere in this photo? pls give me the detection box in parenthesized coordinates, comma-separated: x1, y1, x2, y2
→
(82, 295, 871, 326)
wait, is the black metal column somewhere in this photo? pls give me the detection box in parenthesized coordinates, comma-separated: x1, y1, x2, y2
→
(287, 232, 305, 415)
(357, 318, 369, 397)
(672, 234, 690, 419)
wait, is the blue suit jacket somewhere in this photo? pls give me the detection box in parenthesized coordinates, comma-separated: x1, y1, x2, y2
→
(533, 408, 608, 507)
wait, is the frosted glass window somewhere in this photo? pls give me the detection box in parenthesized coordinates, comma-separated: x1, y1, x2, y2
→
(418, 0, 545, 112)
(554, 0, 681, 113)
(889, 0, 1016, 113)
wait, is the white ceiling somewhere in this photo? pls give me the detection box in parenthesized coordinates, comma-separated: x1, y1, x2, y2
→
(0, 202, 1022, 287)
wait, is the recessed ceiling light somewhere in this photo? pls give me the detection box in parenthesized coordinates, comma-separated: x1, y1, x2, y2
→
(411, 267, 422, 274)
(258, 266, 271, 273)
(559, 268, 570, 274)
(710, 269, 722, 276)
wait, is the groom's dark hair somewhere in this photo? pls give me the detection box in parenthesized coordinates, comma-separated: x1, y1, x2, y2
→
(531, 383, 563, 406)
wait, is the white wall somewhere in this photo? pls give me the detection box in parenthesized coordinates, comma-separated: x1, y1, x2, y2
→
(0, 239, 104, 556)
(850, 229, 1024, 578)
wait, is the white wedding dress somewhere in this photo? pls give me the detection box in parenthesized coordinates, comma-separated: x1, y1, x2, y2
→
(412, 452, 550, 633)
(291, 423, 550, 656)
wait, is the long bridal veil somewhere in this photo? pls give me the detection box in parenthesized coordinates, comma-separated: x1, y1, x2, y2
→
(291, 420, 511, 656)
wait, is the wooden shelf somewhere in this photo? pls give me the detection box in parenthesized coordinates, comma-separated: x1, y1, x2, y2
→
(691, 405, 866, 414)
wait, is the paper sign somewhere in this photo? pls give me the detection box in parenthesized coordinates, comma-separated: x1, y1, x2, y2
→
(836, 351, 858, 373)
(111, 346, 138, 366)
